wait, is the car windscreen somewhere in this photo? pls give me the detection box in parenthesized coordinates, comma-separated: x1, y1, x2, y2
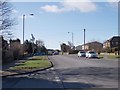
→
(89, 52, 96, 54)
(80, 51, 85, 53)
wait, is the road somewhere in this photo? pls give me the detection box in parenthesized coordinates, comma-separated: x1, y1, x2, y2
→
(2, 55, 118, 89)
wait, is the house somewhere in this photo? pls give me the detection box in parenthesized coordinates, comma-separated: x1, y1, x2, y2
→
(76, 45, 82, 50)
(76, 41, 103, 52)
(103, 36, 120, 49)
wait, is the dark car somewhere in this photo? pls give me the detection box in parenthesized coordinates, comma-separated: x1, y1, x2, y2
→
(34, 52, 45, 56)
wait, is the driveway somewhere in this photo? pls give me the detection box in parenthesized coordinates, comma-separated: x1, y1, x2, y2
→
(2, 55, 118, 89)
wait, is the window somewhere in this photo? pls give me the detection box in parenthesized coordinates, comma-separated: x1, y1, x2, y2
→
(112, 42, 114, 45)
(116, 42, 118, 45)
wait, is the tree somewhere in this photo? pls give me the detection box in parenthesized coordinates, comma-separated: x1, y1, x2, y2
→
(61, 43, 70, 52)
(106, 47, 112, 53)
(68, 41, 73, 48)
(9, 39, 23, 60)
(36, 40, 47, 54)
(36, 40, 44, 47)
(0, 1, 16, 39)
(23, 40, 33, 54)
(61, 43, 67, 52)
(2, 36, 13, 63)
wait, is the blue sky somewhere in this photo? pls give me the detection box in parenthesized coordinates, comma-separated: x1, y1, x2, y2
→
(10, 1, 118, 49)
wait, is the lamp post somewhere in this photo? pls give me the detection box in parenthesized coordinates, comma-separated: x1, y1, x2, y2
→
(23, 14, 25, 44)
(22, 14, 34, 44)
(68, 32, 74, 46)
(83, 29, 86, 51)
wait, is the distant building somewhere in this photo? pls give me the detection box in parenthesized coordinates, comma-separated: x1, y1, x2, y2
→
(76, 41, 103, 52)
(76, 45, 82, 50)
(103, 36, 120, 49)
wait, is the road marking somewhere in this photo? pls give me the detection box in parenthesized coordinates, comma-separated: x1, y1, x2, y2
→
(50, 67, 54, 70)
(46, 69, 50, 71)
(55, 79, 61, 82)
(55, 76, 59, 79)
(55, 76, 61, 82)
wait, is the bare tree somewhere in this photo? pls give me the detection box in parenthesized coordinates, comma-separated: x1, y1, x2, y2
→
(0, 1, 16, 38)
(36, 39, 44, 47)
(36, 39, 46, 53)
(61, 43, 71, 52)
(68, 41, 73, 49)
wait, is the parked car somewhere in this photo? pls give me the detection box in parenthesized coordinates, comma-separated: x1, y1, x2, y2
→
(78, 51, 86, 57)
(86, 51, 98, 58)
(53, 51, 59, 55)
(34, 52, 45, 56)
(47, 50, 53, 55)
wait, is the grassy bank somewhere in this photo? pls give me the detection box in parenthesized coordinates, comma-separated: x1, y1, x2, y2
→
(108, 54, 120, 58)
(99, 53, 120, 59)
(98, 54, 104, 58)
(10, 56, 52, 71)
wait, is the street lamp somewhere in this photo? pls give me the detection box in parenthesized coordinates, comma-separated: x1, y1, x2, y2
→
(22, 14, 34, 44)
(68, 32, 74, 46)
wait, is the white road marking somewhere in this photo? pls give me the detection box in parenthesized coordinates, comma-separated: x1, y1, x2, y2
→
(50, 67, 54, 70)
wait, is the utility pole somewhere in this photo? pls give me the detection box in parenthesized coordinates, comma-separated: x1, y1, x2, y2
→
(84, 29, 86, 51)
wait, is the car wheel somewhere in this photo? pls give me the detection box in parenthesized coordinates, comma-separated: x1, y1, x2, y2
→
(88, 57, 90, 59)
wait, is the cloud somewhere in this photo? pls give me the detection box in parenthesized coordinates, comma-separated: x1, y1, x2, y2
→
(40, 0, 97, 13)
(107, 0, 119, 8)
(62, 0, 97, 12)
(41, 5, 65, 13)
(107, 0, 119, 2)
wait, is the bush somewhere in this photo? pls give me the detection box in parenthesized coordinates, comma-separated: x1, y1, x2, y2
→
(106, 47, 112, 53)
(68, 50, 79, 54)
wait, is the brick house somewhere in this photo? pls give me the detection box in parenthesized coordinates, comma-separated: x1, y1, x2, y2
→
(76, 41, 103, 52)
(103, 36, 120, 49)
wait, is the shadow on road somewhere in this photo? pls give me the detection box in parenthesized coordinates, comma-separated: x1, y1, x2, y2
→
(2, 67, 118, 89)
(2, 76, 96, 89)
(56, 67, 118, 80)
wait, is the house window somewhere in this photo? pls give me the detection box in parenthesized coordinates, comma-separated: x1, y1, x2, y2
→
(112, 42, 114, 45)
(116, 42, 118, 45)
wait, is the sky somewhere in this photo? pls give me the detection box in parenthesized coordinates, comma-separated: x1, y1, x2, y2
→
(9, 0, 118, 49)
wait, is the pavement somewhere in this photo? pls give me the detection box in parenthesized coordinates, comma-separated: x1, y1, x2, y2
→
(2, 54, 119, 89)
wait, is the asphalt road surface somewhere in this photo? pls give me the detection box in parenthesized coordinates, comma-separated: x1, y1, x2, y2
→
(2, 55, 118, 89)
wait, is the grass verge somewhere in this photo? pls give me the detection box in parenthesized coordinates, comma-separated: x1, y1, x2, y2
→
(108, 55, 120, 59)
(10, 56, 52, 71)
(98, 54, 104, 58)
(28, 56, 48, 60)
(99, 54, 120, 59)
